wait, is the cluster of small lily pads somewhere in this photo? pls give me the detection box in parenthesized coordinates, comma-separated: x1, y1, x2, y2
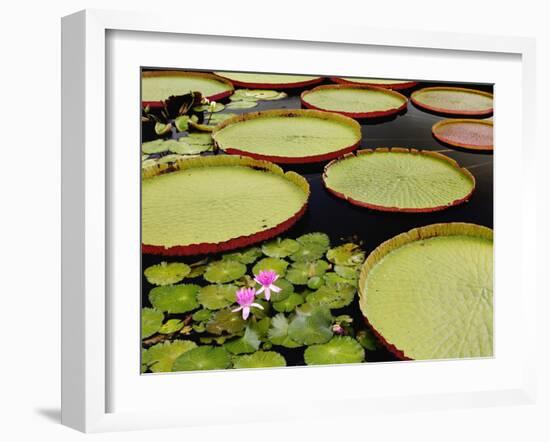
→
(141, 232, 380, 373)
(225, 88, 287, 110)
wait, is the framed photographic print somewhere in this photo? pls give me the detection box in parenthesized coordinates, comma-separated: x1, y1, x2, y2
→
(61, 9, 538, 433)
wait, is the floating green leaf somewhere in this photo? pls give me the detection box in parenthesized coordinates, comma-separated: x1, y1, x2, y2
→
(326, 243, 366, 266)
(250, 316, 271, 339)
(285, 260, 330, 285)
(268, 278, 293, 302)
(333, 264, 360, 280)
(224, 326, 261, 354)
(193, 102, 226, 113)
(174, 115, 190, 132)
(226, 100, 258, 109)
(146, 340, 197, 373)
(206, 308, 247, 335)
(188, 264, 208, 278)
(169, 138, 211, 155)
(304, 336, 365, 365)
(172, 346, 231, 371)
(252, 257, 289, 277)
(155, 122, 172, 136)
(158, 319, 184, 334)
(324, 272, 357, 288)
(273, 292, 304, 313)
(307, 276, 323, 290)
(204, 260, 247, 283)
(261, 238, 300, 258)
(306, 284, 356, 309)
(233, 351, 286, 369)
(148, 284, 200, 314)
(267, 313, 301, 348)
(144, 261, 191, 286)
(142, 139, 168, 154)
(192, 308, 213, 322)
(288, 305, 333, 345)
(291, 233, 331, 262)
(197, 284, 237, 310)
(222, 247, 262, 265)
(141, 308, 163, 338)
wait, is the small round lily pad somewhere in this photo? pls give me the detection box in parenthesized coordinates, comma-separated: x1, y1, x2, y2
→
(306, 284, 356, 309)
(268, 278, 293, 302)
(224, 327, 261, 355)
(172, 345, 231, 371)
(304, 336, 365, 365)
(141, 307, 164, 338)
(222, 247, 263, 264)
(206, 308, 247, 335)
(252, 257, 289, 278)
(290, 233, 331, 262)
(326, 243, 365, 266)
(204, 260, 247, 283)
(144, 261, 191, 286)
(142, 139, 169, 154)
(261, 238, 300, 258)
(267, 313, 302, 348)
(197, 284, 238, 310)
(225, 100, 258, 109)
(285, 260, 330, 285)
(148, 284, 200, 313)
(323, 148, 475, 212)
(158, 319, 184, 334)
(272, 292, 304, 313)
(146, 340, 197, 373)
(287, 305, 333, 345)
(233, 351, 286, 369)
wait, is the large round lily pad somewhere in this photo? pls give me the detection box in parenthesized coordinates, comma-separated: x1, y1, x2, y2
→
(212, 110, 361, 164)
(148, 284, 200, 314)
(172, 346, 231, 371)
(432, 119, 493, 151)
(212, 72, 322, 89)
(233, 351, 286, 369)
(144, 261, 191, 286)
(204, 260, 247, 283)
(358, 223, 493, 360)
(301, 84, 408, 119)
(141, 71, 234, 106)
(197, 284, 238, 309)
(304, 336, 365, 365)
(322, 148, 475, 212)
(411, 87, 493, 116)
(142, 156, 310, 255)
(332, 77, 418, 90)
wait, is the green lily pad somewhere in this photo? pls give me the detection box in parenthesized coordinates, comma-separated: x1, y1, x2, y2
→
(233, 351, 286, 369)
(333, 264, 360, 280)
(306, 284, 356, 309)
(326, 243, 365, 266)
(192, 308, 213, 322)
(155, 122, 172, 136)
(148, 284, 200, 313)
(261, 238, 300, 258)
(146, 340, 197, 373)
(142, 158, 158, 169)
(224, 326, 261, 354)
(285, 259, 330, 285)
(205, 113, 238, 126)
(267, 278, 293, 302)
(172, 346, 231, 371)
(204, 260, 247, 284)
(144, 261, 191, 286)
(222, 247, 263, 265)
(197, 284, 238, 310)
(356, 329, 380, 351)
(304, 336, 365, 365)
(193, 102, 226, 113)
(169, 138, 212, 155)
(174, 115, 190, 132)
(158, 319, 184, 334)
(290, 233, 331, 262)
(142, 139, 168, 154)
(267, 313, 301, 348)
(244, 89, 280, 99)
(324, 272, 357, 288)
(307, 276, 324, 290)
(250, 316, 271, 339)
(272, 292, 304, 313)
(287, 305, 333, 345)
(206, 308, 247, 335)
(225, 100, 258, 109)
(252, 257, 289, 278)
(141, 308, 164, 338)
(187, 264, 208, 278)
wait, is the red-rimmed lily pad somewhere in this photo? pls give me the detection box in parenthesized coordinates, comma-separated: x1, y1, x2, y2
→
(142, 155, 310, 256)
(212, 72, 323, 89)
(141, 71, 234, 108)
(432, 119, 493, 151)
(322, 148, 475, 212)
(301, 84, 408, 119)
(411, 87, 493, 116)
(358, 223, 493, 361)
(212, 109, 362, 164)
(331, 77, 418, 90)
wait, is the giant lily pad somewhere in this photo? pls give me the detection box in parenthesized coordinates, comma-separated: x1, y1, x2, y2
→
(232, 351, 286, 369)
(359, 223, 493, 360)
(141, 71, 234, 106)
(141, 308, 164, 338)
(142, 156, 310, 255)
(411, 87, 493, 116)
(145, 340, 197, 373)
(432, 119, 493, 152)
(304, 336, 365, 365)
(144, 261, 191, 286)
(212, 110, 361, 164)
(332, 77, 418, 90)
(287, 305, 333, 345)
(204, 260, 247, 284)
(172, 346, 231, 371)
(197, 284, 238, 309)
(148, 284, 200, 313)
(212, 72, 322, 89)
(323, 148, 475, 212)
(301, 84, 408, 119)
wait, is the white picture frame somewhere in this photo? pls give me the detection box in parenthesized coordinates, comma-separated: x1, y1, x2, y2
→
(61, 9, 538, 433)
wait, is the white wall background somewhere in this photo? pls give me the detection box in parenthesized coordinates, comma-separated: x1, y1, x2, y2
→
(0, 0, 548, 440)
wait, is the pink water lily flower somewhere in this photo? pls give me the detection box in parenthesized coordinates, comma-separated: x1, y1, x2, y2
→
(254, 270, 281, 301)
(232, 287, 264, 320)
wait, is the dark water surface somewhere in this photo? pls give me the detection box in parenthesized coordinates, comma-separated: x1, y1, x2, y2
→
(141, 80, 493, 366)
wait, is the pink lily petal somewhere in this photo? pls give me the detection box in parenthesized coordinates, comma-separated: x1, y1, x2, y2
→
(250, 303, 264, 310)
(256, 286, 265, 295)
(270, 284, 281, 293)
(264, 289, 271, 301)
(232, 306, 243, 313)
